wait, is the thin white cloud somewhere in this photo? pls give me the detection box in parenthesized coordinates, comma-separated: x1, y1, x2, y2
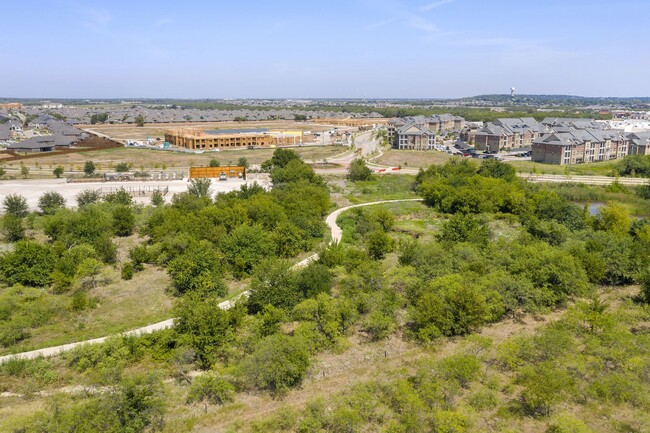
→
(273, 21, 291, 30)
(365, 17, 398, 30)
(154, 18, 173, 28)
(81, 6, 112, 32)
(419, 0, 457, 12)
(407, 16, 439, 33)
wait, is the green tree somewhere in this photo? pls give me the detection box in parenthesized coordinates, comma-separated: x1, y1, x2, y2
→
(3, 194, 28, 217)
(221, 224, 275, 277)
(38, 191, 66, 215)
(366, 229, 394, 260)
(209, 158, 221, 167)
(75, 257, 103, 289)
(112, 205, 135, 237)
(438, 213, 490, 245)
(271, 159, 321, 185)
(150, 190, 165, 206)
(167, 242, 226, 297)
(135, 114, 145, 127)
(20, 164, 30, 179)
(76, 189, 101, 207)
(121, 262, 134, 280)
(518, 362, 574, 416)
(30, 373, 165, 433)
(272, 221, 306, 257)
(53, 166, 64, 178)
(2, 215, 25, 242)
(411, 276, 491, 340)
(187, 373, 235, 408)
(297, 262, 333, 298)
(239, 334, 310, 395)
(247, 259, 301, 313)
(0, 240, 54, 286)
(237, 156, 249, 168)
(103, 188, 133, 205)
(188, 178, 212, 199)
(262, 148, 301, 171)
(347, 158, 373, 181)
(84, 160, 96, 176)
(90, 113, 109, 124)
(115, 162, 130, 172)
(174, 294, 235, 367)
(595, 202, 632, 236)
(478, 158, 517, 181)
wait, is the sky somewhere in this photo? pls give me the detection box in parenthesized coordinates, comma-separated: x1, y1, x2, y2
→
(2, 0, 650, 99)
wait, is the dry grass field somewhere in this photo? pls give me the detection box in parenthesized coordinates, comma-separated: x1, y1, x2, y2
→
(1, 145, 346, 173)
(374, 149, 453, 168)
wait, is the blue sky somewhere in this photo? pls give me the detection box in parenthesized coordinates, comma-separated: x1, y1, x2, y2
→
(2, 0, 649, 98)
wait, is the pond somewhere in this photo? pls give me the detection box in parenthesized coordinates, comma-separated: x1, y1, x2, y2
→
(576, 201, 605, 216)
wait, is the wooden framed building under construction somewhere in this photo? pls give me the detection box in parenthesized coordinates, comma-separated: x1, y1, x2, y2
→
(165, 128, 307, 150)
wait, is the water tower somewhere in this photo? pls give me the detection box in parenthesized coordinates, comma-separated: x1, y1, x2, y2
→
(510, 87, 516, 98)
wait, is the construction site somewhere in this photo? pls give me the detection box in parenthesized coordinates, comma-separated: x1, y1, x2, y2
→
(164, 128, 312, 150)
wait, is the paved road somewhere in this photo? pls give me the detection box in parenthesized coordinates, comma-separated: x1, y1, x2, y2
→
(0, 198, 424, 363)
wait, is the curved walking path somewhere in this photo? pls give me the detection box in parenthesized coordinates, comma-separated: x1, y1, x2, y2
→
(0, 198, 423, 364)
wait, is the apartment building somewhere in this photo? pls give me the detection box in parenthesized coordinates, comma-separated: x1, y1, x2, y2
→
(387, 114, 464, 149)
(469, 118, 547, 152)
(532, 128, 629, 165)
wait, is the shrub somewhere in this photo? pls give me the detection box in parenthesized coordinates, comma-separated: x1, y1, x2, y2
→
(38, 191, 66, 215)
(3, 194, 28, 217)
(104, 188, 133, 205)
(239, 334, 310, 395)
(112, 205, 135, 236)
(347, 158, 373, 181)
(187, 373, 235, 406)
(83, 160, 96, 176)
(121, 262, 134, 280)
(76, 189, 100, 207)
(2, 215, 25, 242)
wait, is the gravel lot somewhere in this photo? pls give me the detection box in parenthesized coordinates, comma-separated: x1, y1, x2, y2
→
(0, 177, 268, 211)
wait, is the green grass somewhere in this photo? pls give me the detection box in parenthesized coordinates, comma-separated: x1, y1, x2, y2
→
(510, 159, 621, 176)
(344, 174, 419, 204)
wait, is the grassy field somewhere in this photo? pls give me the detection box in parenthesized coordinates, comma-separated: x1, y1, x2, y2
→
(0, 265, 174, 356)
(374, 149, 453, 168)
(509, 159, 621, 176)
(342, 174, 419, 204)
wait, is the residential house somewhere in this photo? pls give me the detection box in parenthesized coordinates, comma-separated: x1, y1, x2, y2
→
(0, 124, 11, 143)
(8, 135, 56, 152)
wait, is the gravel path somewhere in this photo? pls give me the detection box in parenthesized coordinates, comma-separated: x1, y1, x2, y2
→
(0, 198, 423, 364)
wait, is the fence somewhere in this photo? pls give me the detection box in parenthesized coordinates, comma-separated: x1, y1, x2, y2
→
(95, 185, 169, 197)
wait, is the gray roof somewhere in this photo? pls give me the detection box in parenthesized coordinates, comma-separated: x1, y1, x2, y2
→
(0, 123, 11, 140)
(534, 127, 627, 147)
(396, 121, 435, 136)
(8, 135, 55, 150)
(626, 131, 650, 147)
